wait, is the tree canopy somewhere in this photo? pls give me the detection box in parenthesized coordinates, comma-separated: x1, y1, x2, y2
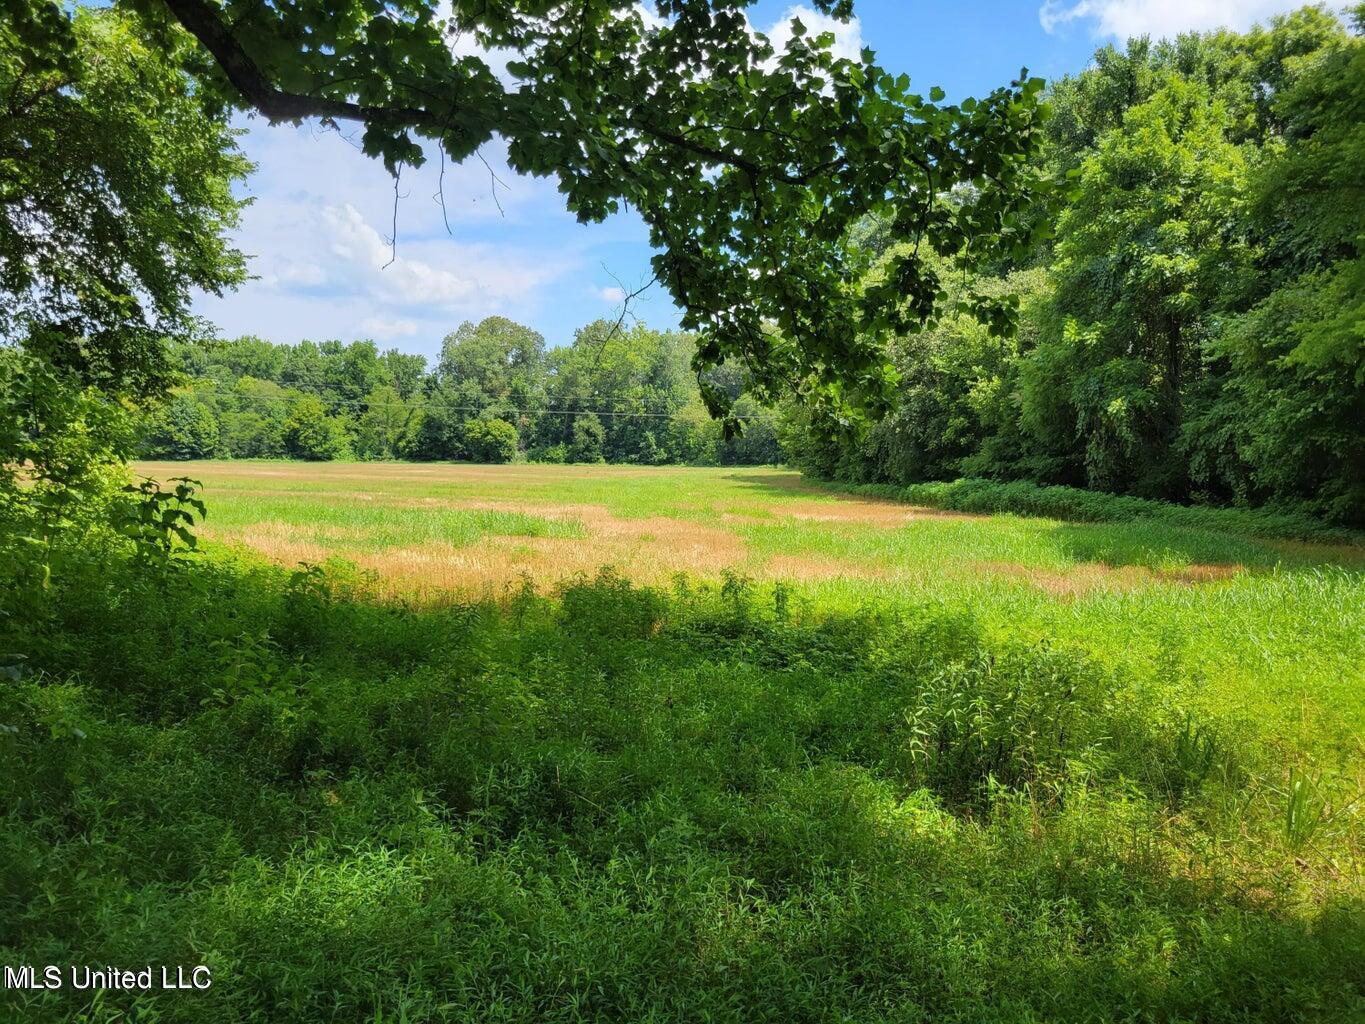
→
(784, 7, 1365, 523)
(7, 0, 1051, 420)
(0, 7, 250, 397)
(140, 320, 780, 466)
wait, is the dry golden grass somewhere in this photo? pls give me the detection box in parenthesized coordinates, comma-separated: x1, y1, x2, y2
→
(779, 497, 980, 527)
(763, 554, 890, 581)
(207, 500, 748, 596)
(150, 461, 1352, 603)
(177, 462, 993, 593)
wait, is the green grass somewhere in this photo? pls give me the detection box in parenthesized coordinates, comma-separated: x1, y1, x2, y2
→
(2, 461, 1361, 1022)
(140, 461, 1365, 760)
(844, 477, 1364, 545)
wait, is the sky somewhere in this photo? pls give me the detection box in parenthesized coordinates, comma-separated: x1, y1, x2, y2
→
(193, 0, 1322, 362)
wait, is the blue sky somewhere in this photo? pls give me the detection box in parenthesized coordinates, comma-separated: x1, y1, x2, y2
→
(193, 0, 1316, 362)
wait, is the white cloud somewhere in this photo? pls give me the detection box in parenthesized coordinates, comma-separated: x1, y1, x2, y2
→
(297, 200, 574, 316)
(358, 316, 419, 339)
(765, 5, 864, 64)
(239, 118, 558, 229)
(1040, 0, 1306, 39)
(260, 260, 326, 289)
(321, 203, 480, 306)
(208, 122, 580, 341)
(596, 285, 627, 303)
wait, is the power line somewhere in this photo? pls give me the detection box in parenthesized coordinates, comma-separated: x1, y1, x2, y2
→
(181, 386, 779, 425)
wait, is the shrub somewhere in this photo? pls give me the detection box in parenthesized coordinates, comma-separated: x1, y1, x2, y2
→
(528, 442, 568, 464)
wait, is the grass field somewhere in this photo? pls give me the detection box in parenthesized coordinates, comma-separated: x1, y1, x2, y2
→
(4, 461, 1361, 1021)
(142, 459, 1365, 762)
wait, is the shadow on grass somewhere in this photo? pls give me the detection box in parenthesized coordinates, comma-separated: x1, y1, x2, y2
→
(723, 470, 1365, 576)
(1048, 519, 1365, 575)
(2, 549, 1361, 1022)
(721, 470, 831, 496)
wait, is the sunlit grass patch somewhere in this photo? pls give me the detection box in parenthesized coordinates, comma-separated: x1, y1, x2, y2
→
(205, 501, 585, 551)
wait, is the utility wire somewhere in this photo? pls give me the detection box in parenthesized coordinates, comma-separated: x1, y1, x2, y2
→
(183, 387, 779, 425)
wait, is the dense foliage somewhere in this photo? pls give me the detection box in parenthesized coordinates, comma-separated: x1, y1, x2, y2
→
(139, 318, 781, 465)
(0, 7, 248, 399)
(833, 478, 1361, 546)
(784, 7, 1365, 525)
(0, 9, 247, 554)
(2, 534, 1361, 1022)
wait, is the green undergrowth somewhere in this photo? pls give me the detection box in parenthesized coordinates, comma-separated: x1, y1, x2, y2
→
(836, 478, 1364, 546)
(1, 548, 1362, 1022)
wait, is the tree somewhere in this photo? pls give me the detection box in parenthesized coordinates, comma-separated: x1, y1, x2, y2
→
(1043, 7, 1345, 168)
(382, 350, 428, 401)
(208, 336, 288, 382)
(319, 339, 394, 408)
(461, 418, 519, 464)
(283, 394, 352, 461)
(536, 321, 710, 462)
(1026, 77, 1252, 496)
(356, 385, 419, 460)
(410, 382, 467, 462)
(10, 0, 1051, 420)
(1, 8, 247, 547)
(776, 9, 1362, 521)
(140, 329, 785, 467)
(221, 377, 288, 457)
(1188, 9, 1365, 520)
(568, 415, 606, 464)
(438, 319, 545, 397)
(0, 7, 249, 398)
(140, 390, 223, 460)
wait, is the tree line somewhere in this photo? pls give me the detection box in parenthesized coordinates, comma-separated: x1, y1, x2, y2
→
(783, 6, 1364, 525)
(139, 318, 781, 465)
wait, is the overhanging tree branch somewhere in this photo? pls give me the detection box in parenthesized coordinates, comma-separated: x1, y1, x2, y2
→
(159, 0, 845, 188)
(160, 0, 452, 131)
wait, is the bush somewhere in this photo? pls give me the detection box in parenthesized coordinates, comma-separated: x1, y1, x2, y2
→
(528, 442, 568, 464)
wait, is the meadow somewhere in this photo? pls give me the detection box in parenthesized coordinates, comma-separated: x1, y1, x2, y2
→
(147, 460, 1365, 761)
(3, 460, 1362, 1022)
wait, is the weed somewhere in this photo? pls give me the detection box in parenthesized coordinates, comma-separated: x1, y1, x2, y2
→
(1283, 766, 1329, 853)
(1165, 716, 1220, 805)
